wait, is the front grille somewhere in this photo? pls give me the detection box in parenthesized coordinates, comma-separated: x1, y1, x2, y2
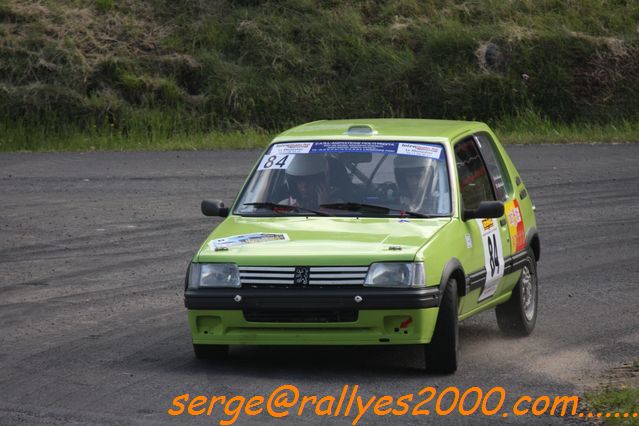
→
(239, 266, 368, 287)
(243, 310, 358, 323)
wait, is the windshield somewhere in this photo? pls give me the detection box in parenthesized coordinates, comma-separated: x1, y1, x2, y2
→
(234, 141, 451, 217)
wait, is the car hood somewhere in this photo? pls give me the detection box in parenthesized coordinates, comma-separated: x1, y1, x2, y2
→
(196, 216, 451, 265)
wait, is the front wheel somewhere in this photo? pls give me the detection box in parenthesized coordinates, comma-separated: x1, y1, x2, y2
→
(495, 248, 538, 336)
(193, 344, 229, 360)
(424, 278, 459, 374)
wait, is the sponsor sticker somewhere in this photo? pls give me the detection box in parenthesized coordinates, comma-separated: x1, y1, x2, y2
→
(270, 143, 313, 155)
(505, 199, 526, 252)
(397, 143, 442, 159)
(209, 233, 289, 249)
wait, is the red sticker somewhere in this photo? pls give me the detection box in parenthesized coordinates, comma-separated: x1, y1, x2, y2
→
(506, 199, 526, 252)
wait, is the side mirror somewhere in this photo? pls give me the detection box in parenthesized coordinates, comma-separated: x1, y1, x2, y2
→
(201, 200, 229, 217)
(462, 201, 504, 221)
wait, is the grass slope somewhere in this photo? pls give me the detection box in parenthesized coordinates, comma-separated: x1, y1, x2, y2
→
(1, 0, 638, 150)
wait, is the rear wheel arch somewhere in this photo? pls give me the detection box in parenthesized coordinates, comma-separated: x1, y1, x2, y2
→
(495, 246, 538, 336)
(526, 227, 540, 262)
(530, 234, 540, 262)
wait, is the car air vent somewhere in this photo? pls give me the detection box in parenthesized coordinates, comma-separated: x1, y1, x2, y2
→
(243, 310, 358, 323)
(344, 125, 377, 136)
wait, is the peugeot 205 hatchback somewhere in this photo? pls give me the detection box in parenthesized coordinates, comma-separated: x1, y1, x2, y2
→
(184, 119, 540, 374)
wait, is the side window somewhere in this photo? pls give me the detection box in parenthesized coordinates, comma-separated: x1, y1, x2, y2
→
(474, 133, 512, 201)
(454, 138, 495, 210)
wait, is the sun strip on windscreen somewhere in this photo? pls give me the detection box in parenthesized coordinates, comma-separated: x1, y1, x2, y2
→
(269, 141, 444, 160)
(259, 142, 444, 172)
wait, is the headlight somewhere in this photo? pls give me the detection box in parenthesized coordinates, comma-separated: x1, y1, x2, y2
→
(189, 263, 240, 288)
(364, 262, 425, 288)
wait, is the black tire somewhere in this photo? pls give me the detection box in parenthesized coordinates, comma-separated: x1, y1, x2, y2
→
(495, 248, 538, 336)
(193, 344, 229, 360)
(424, 278, 459, 374)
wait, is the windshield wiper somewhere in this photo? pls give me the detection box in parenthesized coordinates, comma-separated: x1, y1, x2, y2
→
(243, 202, 329, 216)
(394, 210, 443, 218)
(320, 202, 389, 214)
(319, 202, 443, 218)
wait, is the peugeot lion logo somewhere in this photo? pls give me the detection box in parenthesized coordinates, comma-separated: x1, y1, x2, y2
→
(294, 267, 310, 285)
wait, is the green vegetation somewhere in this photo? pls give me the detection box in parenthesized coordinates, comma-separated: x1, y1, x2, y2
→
(0, 124, 272, 152)
(496, 110, 639, 145)
(580, 360, 639, 425)
(1, 0, 638, 151)
(582, 387, 639, 425)
(4, 111, 639, 152)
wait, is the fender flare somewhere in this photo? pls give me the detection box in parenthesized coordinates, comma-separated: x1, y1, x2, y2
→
(439, 258, 467, 298)
(526, 227, 540, 261)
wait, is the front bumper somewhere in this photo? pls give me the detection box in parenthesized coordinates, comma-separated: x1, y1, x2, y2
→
(188, 308, 440, 345)
(184, 286, 440, 310)
(185, 287, 441, 345)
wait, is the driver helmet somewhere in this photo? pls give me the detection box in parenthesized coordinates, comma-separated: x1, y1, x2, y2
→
(393, 155, 432, 210)
(285, 154, 329, 208)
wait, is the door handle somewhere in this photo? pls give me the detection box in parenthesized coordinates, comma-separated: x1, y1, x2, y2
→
(499, 218, 507, 227)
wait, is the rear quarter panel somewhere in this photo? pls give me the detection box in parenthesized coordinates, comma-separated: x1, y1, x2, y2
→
(485, 128, 538, 242)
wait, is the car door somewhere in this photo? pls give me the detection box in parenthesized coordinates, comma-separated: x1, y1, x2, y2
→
(474, 132, 525, 296)
(454, 137, 512, 314)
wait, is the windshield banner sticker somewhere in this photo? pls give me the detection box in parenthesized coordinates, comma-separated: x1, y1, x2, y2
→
(397, 143, 442, 159)
(310, 141, 398, 154)
(209, 233, 290, 249)
(270, 143, 313, 155)
(269, 141, 444, 160)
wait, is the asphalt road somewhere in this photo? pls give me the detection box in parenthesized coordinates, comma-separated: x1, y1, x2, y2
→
(1, 145, 638, 425)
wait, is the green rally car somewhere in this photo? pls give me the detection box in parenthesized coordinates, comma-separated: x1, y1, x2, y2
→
(184, 119, 540, 374)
